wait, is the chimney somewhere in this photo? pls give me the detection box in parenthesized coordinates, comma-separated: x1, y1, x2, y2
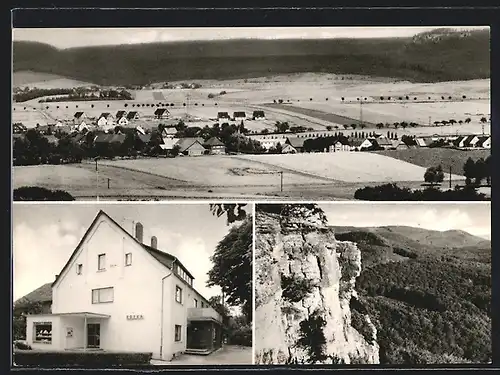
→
(135, 222, 144, 243)
(151, 236, 158, 249)
(55, 274, 59, 281)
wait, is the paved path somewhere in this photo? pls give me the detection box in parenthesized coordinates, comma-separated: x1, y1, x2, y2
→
(150, 345, 252, 365)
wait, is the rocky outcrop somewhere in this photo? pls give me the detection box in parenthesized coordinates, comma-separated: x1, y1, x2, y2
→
(255, 205, 379, 364)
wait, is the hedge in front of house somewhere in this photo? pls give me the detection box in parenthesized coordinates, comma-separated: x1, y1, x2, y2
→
(13, 350, 153, 367)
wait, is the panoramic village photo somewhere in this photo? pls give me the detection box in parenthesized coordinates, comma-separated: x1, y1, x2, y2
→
(254, 203, 491, 365)
(12, 26, 491, 201)
(12, 203, 253, 367)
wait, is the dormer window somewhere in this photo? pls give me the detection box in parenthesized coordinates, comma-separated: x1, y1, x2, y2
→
(76, 264, 83, 275)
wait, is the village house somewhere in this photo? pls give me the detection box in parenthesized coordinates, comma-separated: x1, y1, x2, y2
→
(285, 137, 306, 153)
(73, 112, 87, 125)
(161, 126, 178, 139)
(248, 134, 288, 150)
(175, 138, 207, 156)
(217, 112, 231, 122)
(116, 111, 127, 119)
(252, 110, 266, 120)
(23, 210, 223, 360)
(126, 111, 140, 121)
(416, 137, 433, 148)
(203, 137, 226, 155)
(154, 108, 170, 120)
(97, 113, 115, 128)
(13, 123, 27, 134)
(93, 133, 126, 146)
(475, 135, 491, 149)
(281, 143, 297, 154)
(328, 138, 351, 152)
(373, 136, 393, 150)
(160, 137, 180, 153)
(454, 135, 477, 149)
(349, 138, 373, 151)
(233, 112, 246, 122)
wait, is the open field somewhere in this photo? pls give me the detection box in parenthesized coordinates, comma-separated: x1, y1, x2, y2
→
(236, 153, 465, 183)
(13, 152, 471, 200)
(13, 70, 93, 89)
(13, 73, 490, 136)
(374, 148, 491, 176)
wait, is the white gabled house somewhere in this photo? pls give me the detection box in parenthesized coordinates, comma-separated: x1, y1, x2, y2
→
(97, 113, 115, 127)
(24, 210, 223, 361)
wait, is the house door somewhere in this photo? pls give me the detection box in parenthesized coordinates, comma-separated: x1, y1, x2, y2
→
(87, 324, 101, 348)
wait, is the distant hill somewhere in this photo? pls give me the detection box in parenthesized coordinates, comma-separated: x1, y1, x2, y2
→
(12, 29, 490, 86)
(332, 225, 491, 267)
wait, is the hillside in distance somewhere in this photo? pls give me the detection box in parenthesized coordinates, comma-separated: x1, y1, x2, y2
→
(13, 29, 490, 86)
(332, 224, 491, 364)
(332, 225, 491, 268)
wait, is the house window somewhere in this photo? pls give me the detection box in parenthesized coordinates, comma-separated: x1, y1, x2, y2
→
(76, 264, 83, 275)
(98, 254, 106, 271)
(175, 286, 182, 304)
(194, 298, 198, 308)
(92, 287, 114, 304)
(174, 325, 182, 342)
(33, 322, 52, 343)
(125, 253, 132, 266)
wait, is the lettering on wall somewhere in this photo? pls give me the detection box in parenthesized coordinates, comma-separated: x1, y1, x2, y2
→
(126, 314, 144, 320)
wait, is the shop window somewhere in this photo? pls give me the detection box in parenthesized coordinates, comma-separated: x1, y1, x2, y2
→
(125, 253, 132, 266)
(98, 254, 106, 271)
(175, 325, 182, 342)
(33, 322, 52, 344)
(175, 285, 183, 304)
(92, 287, 114, 304)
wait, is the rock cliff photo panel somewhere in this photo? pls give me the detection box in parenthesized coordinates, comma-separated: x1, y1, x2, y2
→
(254, 202, 491, 365)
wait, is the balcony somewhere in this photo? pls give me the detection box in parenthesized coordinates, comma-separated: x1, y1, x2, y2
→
(187, 307, 222, 323)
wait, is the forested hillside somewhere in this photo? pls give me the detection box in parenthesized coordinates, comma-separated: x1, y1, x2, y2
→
(13, 29, 490, 86)
(333, 225, 491, 364)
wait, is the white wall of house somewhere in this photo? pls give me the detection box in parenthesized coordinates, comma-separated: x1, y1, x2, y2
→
(117, 117, 129, 126)
(26, 315, 62, 351)
(51, 216, 171, 358)
(97, 117, 109, 127)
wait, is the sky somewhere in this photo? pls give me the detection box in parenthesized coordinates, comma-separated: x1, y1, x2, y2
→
(320, 203, 491, 240)
(12, 203, 248, 304)
(12, 26, 489, 49)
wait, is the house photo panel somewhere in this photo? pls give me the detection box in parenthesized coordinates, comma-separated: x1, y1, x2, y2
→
(12, 202, 253, 366)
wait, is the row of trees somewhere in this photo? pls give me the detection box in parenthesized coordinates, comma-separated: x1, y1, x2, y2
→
(354, 183, 489, 201)
(40, 89, 133, 103)
(14, 88, 73, 102)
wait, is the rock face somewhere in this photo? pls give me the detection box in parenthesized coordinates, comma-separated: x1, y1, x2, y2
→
(255, 205, 379, 364)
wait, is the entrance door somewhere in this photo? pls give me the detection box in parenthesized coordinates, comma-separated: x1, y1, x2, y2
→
(87, 323, 101, 348)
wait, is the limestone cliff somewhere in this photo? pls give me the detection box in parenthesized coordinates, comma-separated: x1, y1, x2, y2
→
(255, 205, 379, 364)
